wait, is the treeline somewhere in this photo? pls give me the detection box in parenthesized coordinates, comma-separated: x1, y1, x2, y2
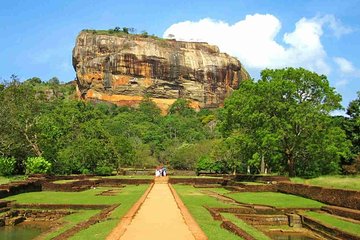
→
(0, 68, 359, 177)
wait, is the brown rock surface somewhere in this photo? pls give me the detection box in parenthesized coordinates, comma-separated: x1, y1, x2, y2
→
(72, 31, 250, 112)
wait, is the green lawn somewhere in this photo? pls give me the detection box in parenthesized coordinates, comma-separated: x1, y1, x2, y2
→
(173, 184, 244, 240)
(291, 175, 360, 191)
(303, 211, 360, 236)
(170, 176, 223, 179)
(0, 175, 26, 185)
(52, 179, 80, 184)
(101, 175, 154, 179)
(44, 210, 100, 240)
(222, 213, 271, 240)
(226, 192, 325, 208)
(4, 185, 149, 239)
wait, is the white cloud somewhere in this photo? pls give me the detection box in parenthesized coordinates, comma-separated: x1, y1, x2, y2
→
(319, 15, 353, 38)
(335, 79, 349, 87)
(333, 57, 355, 74)
(163, 14, 352, 76)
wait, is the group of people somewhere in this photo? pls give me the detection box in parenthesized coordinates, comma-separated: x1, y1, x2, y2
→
(155, 166, 167, 177)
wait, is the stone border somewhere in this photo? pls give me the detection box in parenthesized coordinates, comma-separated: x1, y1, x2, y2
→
(322, 206, 360, 221)
(168, 183, 208, 240)
(106, 183, 154, 240)
(221, 220, 255, 240)
(10, 203, 110, 210)
(302, 215, 360, 240)
(277, 182, 360, 210)
(53, 204, 119, 240)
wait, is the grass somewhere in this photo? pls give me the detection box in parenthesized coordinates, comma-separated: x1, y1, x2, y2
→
(291, 175, 360, 191)
(173, 184, 244, 240)
(70, 184, 148, 239)
(53, 179, 80, 184)
(226, 192, 325, 208)
(0, 175, 26, 185)
(222, 213, 271, 240)
(44, 210, 100, 240)
(102, 175, 154, 179)
(4, 185, 149, 239)
(240, 182, 266, 185)
(303, 211, 360, 236)
(170, 176, 223, 179)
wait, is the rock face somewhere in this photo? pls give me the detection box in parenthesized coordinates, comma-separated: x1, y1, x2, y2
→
(72, 30, 250, 112)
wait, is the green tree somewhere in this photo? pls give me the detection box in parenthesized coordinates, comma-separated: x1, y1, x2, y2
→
(220, 68, 350, 177)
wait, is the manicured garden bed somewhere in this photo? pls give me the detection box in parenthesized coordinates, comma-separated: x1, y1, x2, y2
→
(2, 184, 149, 239)
(226, 192, 325, 208)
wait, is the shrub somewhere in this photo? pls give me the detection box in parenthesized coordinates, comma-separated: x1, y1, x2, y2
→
(0, 156, 16, 176)
(94, 165, 113, 176)
(25, 157, 52, 174)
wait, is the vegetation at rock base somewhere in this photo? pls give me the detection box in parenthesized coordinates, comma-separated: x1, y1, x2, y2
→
(219, 67, 352, 177)
(0, 67, 358, 177)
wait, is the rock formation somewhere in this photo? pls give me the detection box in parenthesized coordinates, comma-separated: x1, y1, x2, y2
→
(72, 30, 250, 112)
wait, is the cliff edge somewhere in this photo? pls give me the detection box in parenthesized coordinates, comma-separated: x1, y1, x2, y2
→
(72, 30, 250, 112)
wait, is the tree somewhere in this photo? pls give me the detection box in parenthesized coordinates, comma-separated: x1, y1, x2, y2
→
(341, 92, 360, 173)
(48, 77, 60, 85)
(220, 68, 350, 177)
(346, 91, 360, 155)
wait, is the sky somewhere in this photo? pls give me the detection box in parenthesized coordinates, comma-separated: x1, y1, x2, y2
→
(1, 0, 359, 113)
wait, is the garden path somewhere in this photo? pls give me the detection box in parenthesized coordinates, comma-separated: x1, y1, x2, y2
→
(108, 177, 196, 240)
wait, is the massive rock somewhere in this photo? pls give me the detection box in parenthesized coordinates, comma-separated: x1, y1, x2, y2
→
(72, 30, 250, 112)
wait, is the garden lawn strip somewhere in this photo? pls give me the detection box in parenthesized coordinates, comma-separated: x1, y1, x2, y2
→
(44, 210, 100, 240)
(303, 211, 360, 236)
(70, 184, 149, 240)
(173, 184, 246, 240)
(222, 213, 271, 240)
(226, 192, 325, 208)
(290, 175, 360, 191)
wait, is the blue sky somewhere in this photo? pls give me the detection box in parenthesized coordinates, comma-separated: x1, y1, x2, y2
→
(1, 0, 359, 113)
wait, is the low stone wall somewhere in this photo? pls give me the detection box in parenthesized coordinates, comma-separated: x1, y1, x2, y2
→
(52, 204, 119, 240)
(98, 178, 153, 185)
(168, 178, 226, 185)
(10, 203, 111, 210)
(18, 209, 71, 221)
(302, 216, 360, 240)
(0, 181, 41, 198)
(236, 214, 288, 225)
(233, 174, 290, 182)
(41, 178, 152, 192)
(226, 181, 277, 192)
(221, 220, 255, 240)
(321, 206, 360, 221)
(277, 183, 360, 210)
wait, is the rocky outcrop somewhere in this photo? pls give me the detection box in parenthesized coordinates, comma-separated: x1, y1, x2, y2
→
(72, 30, 250, 112)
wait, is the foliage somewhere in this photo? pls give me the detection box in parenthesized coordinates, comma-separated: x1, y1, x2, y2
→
(0, 69, 357, 176)
(0, 156, 16, 176)
(25, 156, 51, 174)
(219, 67, 350, 177)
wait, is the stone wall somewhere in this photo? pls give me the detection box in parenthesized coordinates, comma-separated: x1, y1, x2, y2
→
(277, 183, 360, 210)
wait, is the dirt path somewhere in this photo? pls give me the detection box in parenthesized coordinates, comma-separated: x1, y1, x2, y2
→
(118, 181, 196, 240)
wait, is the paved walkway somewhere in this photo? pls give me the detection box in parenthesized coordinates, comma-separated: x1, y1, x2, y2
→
(119, 179, 195, 240)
